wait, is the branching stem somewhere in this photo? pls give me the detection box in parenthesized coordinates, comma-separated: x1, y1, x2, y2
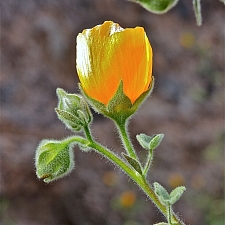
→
(67, 127, 186, 225)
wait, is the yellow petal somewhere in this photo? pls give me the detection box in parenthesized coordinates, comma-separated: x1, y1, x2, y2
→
(76, 21, 152, 105)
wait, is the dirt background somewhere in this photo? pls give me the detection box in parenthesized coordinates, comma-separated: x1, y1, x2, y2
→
(0, 0, 224, 225)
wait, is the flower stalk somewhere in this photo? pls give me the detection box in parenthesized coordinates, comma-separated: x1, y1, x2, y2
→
(115, 120, 137, 159)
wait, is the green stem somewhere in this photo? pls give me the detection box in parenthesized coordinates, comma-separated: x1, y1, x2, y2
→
(115, 120, 137, 159)
(167, 204, 172, 225)
(67, 133, 185, 225)
(143, 148, 153, 176)
(91, 140, 185, 225)
(83, 125, 93, 142)
(137, 178, 184, 225)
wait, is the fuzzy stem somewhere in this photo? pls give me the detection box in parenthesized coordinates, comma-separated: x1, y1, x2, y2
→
(143, 148, 153, 176)
(90, 140, 185, 225)
(115, 120, 137, 159)
(67, 133, 185, 225)
(83, 125, 93, 142)
(167, 204, 172, 225)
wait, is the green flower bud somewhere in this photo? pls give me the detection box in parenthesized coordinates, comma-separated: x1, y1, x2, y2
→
(35, 139, 75, 183)
(56, 88, 92, 132)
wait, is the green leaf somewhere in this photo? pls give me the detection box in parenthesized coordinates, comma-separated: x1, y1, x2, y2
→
(220, 0, 225, 4)
(122, 153, 143, 175)
(136, 133, 154, 150)
(154, 182, 170, 205)
(154, 182, 186, 206)
(35, 139, 75, 183)
(193, 0, 202, 26)
(136, 133, 164, 150)
(149, 134, 164, 150)
(169, 186, 186, 204)
(130, 0, 179, 14)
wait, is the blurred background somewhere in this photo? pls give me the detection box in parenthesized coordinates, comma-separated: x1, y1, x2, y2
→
(0, 0, 224, 225)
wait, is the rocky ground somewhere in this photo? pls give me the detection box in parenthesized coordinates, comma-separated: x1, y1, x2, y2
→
(0, 0, 224, 225)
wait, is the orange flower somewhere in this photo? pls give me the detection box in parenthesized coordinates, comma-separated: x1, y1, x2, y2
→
(76, 21, 153, 105)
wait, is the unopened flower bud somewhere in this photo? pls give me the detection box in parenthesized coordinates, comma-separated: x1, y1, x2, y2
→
(56, 88, 92, 132)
